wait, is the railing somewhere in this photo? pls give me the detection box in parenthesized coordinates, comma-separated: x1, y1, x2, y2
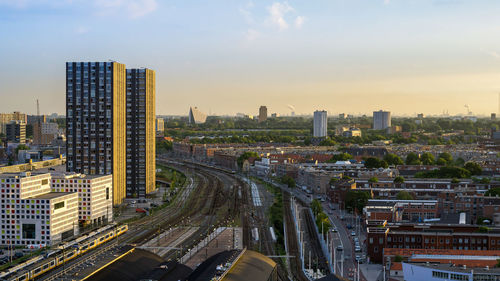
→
(0, 157, 66, 174)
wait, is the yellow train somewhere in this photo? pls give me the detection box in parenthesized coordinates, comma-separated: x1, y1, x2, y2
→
(1, 224, 128, 281)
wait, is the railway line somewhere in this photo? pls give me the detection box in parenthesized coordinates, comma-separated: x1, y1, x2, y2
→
(283, 192, 310, 281)
(303, 209, 328, 274)
(32, 160, 243, 281)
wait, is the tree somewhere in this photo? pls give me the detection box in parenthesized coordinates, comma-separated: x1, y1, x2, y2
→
(436, 158, 447, 166)
(393, 176, 405, 183)
(15, 144, 29, 154)
(405, 152, 421, 165)
(345, 190, 371, 213)
(396, 191, 414, 200)
(368, 177, 379, 183)
(464, 162, 482, 176)
(281, 175, 296, 188)
(237, 151, 259, 168)
(394, 255, 403, 262)
(420, 153, 435, 165)
(485, 187, 500, 197)
(383, 153, 404, 166)
(328, 153, 353, 162)
(364, 157, 388, 169)
(311, 199, 322, 216)
(415, 166, 471, 179)
(437, 152, 453, 165)
(156, 139, 173, 153)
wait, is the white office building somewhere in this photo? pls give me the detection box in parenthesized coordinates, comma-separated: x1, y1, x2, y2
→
(313, 110, 328, 137)
(0, 172, 78, 247)
(373, 110, 391, 130)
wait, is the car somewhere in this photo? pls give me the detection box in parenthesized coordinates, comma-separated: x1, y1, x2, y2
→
(328, 210, 334, 215)
(346, 224, 352, 229)
(331, 227, 338, 232)
(351, 231, 356, 236)
(336, 245, 343, 251)
(354, 237, 359, 242)
(355, 246, 361, 252)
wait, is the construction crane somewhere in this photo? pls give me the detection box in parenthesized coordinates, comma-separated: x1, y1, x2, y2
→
(464, 104, 472, 115)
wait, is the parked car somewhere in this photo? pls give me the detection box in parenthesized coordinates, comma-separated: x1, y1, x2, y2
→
(331, 227, 338, 232)
(14, 252, 23, 259)
(135, 208, 146, 213)
(337, 245, 343, 251)
(351, 231, 356, 236)
(355, 245, 361, 252)
(346, 224, 352, 229)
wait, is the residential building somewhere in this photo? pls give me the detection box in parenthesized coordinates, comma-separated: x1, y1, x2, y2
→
(188, 106, 207, 124)
(156, 118, 164, 133)
(0, 112, 27, 135)
(66, 61, 127, 205)
(258, 106, 267, 123)
(0, 172, 78, 247)
(343, 128, 362, 138)
(367, 223, 500, 262)
(373, 110, 391, 130)
(50, 173, 113, 225)
(126, 68, 156, 198)
(33, 122, 59, 145)
(27, 115, 47, 125)
(6, 121, 26, 144)
(313, 110, 327, 138)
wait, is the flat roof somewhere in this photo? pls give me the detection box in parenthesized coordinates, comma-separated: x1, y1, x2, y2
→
(404, 262, 500, 274)
(29, 192, 75, 200)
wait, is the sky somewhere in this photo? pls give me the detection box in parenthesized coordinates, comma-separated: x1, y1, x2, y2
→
(0, 0, 500, 117)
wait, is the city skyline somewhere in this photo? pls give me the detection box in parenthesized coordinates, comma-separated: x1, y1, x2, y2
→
(1, 0, 500, 116)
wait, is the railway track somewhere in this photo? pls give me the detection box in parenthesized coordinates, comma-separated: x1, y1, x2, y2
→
(303, 209, 328, 274)
(283, 192, 309, 281)
(38, 161, 242, 281)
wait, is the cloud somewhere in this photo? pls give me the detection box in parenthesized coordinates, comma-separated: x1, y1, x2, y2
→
(294, 16, 305, 28)
(245, 29, 260, 41)
(481, 48, 500, 60)
(384, 0, 390, 5)
(0, 0, 74, 9)
(75, 26, 90, 34)
(267, 2, 294, 30)
(239, 1, 254, 24)
(94, 0, 157, 19)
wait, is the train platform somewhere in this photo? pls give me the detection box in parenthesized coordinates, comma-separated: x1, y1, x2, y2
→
(182, 227, 243, 269)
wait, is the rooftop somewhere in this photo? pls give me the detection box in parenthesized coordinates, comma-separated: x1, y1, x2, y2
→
(29, 192, 74, 200)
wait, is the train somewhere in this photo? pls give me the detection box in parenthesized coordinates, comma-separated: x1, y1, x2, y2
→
(0, 224, 128, 281)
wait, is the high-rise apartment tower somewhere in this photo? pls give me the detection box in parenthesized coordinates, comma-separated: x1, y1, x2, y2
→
(126, 68, 156, 198)
(313, 110, 328, 137)
(66, 61, 127, 205)
(373, 110, 391, 130)
(258, 106, 267, 123)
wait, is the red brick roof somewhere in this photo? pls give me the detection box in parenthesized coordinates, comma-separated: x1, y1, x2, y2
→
(390, 262, 402, 271)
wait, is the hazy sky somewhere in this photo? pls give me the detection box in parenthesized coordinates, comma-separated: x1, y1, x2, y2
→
(0, 0, 499, 117)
